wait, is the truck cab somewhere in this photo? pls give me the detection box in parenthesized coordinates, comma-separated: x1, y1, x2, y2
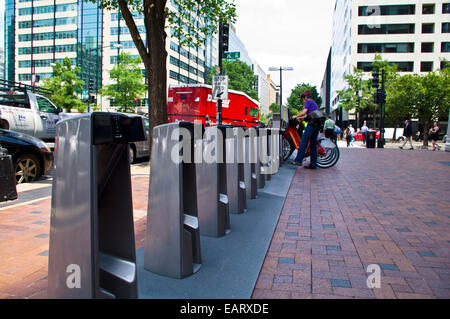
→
(0, 80, 62, 141)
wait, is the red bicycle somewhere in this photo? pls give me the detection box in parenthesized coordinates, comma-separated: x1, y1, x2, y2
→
(280, 119, 340, 168)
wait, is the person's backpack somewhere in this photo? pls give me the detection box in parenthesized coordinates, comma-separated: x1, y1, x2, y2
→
(307, 110, 326, 127)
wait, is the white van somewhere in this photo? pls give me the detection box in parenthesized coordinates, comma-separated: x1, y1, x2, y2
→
(0, 80, 62, 141)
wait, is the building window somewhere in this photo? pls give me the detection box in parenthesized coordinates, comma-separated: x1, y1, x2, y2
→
(422, 4, 435, 14)
(441, 60, 450, 69)
(420, 62, 433, 72)
(358, 5, 415, 16)
(442, 42, 450, 52)
(421, 42, 434, 53)
(357, 43, 414, 53)
(443, 3, 450, 13)
(357, 61, 413, 72)
(442, 23, 450, 33)
(358, 24, 415, 35)
(422, 23, 434, 33)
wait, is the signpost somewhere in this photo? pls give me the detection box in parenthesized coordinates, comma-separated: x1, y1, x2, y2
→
(212, 75, 229, 101)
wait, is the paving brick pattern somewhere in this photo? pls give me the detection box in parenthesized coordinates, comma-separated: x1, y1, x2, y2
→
(252, 148, 450, 299)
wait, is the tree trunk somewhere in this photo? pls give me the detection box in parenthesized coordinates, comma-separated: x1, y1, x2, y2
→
(392, 126, 397, 141)
(117, 0, 168, 158)
(147, 1, 168, 157)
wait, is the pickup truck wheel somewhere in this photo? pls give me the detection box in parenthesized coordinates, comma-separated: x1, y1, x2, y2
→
(14, 154, 41, 184)
(0, 119, 9, 130)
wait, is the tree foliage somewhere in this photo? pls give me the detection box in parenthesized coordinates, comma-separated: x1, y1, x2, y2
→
(287, 83, 322, 115)
(100, 52, 147, 113)
(207, 60, 258, 100)
(388, 67, 450, 145)
(41, 57, 86, 113)
(269, 103, 280, 113)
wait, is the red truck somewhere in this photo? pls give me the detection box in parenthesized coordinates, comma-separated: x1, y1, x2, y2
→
(167, 84, 260, 128)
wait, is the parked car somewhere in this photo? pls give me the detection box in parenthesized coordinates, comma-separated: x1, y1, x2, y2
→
(128, 115, 149, 163)
(0, 79, 63, 141)
(0, 128, 53, 184)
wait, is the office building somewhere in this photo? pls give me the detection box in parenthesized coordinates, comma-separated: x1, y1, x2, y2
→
(330, 0, 450, 124)
(5, 0, 102, 91)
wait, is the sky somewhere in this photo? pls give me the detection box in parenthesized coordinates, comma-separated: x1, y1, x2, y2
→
(233, 0, 335, 105)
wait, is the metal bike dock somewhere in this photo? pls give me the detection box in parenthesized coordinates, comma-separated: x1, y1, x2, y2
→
(48, 112, 145, 298)
(258, 128, 268, 188)
(225, 126, 246, 214)
(244, 127, 258, 200)
(269, 128, 280, 175)
(196, 125, 231, 237)
(144, 122, 202, 279)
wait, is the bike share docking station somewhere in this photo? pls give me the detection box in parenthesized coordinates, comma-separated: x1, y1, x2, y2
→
(144, 122, 202, 279)
(196, 125, 231, 237)
(48, 112, 146, 298)
(244, 128, 258, 200)
(225, 126, 247, 214)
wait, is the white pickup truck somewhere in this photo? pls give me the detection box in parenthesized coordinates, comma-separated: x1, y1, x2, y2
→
(0, 81, 63, 141)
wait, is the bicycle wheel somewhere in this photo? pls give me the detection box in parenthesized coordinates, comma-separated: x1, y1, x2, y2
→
(281, 136, 295, 161)
(316, 138, 340, 169)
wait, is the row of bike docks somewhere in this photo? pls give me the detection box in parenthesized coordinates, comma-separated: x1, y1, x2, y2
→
(47, 112, 284, 299)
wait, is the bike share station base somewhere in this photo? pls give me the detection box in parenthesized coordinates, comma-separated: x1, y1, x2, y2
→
(136, 161, 297, 299)
(48, 114, 298, 299)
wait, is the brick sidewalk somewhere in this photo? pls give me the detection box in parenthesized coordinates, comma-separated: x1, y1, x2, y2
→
(252, 148, 450, 299)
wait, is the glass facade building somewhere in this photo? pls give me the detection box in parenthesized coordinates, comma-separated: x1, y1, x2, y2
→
(4, 0, 99, 88)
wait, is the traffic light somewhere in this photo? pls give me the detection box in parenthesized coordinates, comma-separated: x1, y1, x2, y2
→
(88, 79, 94, 92)
(220, 23, 230, 53)
(372, 71, 380, 88)
(373, 88, 386, 104)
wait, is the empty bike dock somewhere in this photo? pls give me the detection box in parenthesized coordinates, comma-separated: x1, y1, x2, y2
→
(48, 117, 297, 299)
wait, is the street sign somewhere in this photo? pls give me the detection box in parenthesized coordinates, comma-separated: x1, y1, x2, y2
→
(212, 75, 228, 101)
(223, 52, 240, 60)
(223, 52, 240, 59)
(82, 90, 88, 100)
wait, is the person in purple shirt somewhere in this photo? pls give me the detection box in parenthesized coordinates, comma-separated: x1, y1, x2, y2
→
(290, 91, 321, 169)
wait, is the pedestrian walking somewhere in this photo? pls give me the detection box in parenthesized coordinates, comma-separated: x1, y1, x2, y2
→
(345, 127, 352, 147)
(348, 124, 355, 146)
(323, 116, 335, 141)
(361, 121, 369, 145)
(399, 119, 414, 150)
(429, 122, 441, 151)
(334, 125, 341, 142)
(289, 91, 321, 169)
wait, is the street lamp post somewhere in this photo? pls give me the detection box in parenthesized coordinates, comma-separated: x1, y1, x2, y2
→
(269, 66, 293, 129)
